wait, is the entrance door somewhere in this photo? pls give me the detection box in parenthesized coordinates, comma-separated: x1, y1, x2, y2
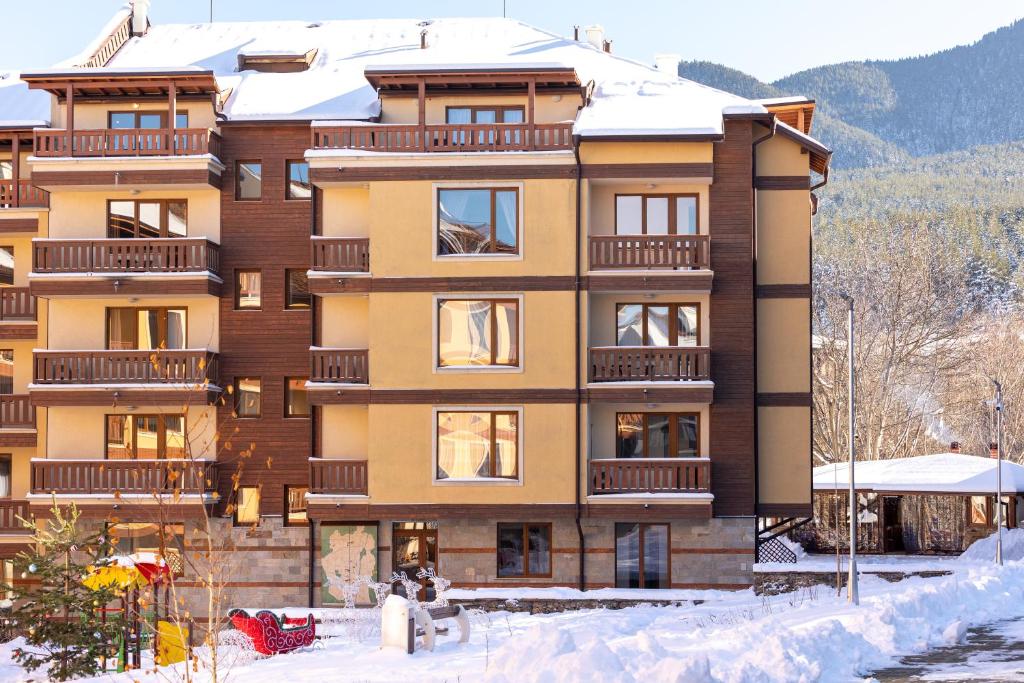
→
(392, 522, 438, 601)
(882, 496, 904, 552)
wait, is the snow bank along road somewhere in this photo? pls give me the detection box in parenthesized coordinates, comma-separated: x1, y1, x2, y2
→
(2, 561, 1024, 682)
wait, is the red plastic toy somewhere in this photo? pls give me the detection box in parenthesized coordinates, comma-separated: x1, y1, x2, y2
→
(228, 609, 316, 655)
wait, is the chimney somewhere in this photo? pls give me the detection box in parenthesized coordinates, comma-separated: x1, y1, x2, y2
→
(573, 25, 580, 41)
(655, 53, 681, 75)
(131, 0, 151, 36)
(603, 39, 613, 53)
(950, 441, 961, 453)
(990, 442, 999, 459)
(584, 25, 605, 50)
(420, 29, 428, 49)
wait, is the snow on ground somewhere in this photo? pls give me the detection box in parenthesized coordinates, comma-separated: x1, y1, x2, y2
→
(2, 561, 1024, 682)
(757, 552, 965, 574)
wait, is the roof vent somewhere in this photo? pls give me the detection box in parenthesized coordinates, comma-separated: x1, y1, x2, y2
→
(654, 53, 680, 75)
(420, 29, 429, 49)
(584, 25, 605, 50)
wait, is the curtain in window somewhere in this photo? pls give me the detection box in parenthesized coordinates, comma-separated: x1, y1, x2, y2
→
(438, 300, 492, 366)
(494, 302, 518, 365)
(0, 459, 10, 498)
(166, 309, 186, 349)
(494, 413, 518, 477)
(107, 309, 136, 350)
(436, 412, 491, 479)
(494, 190, 517, 253)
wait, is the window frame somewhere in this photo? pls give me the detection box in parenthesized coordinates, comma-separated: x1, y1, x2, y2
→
(235, 160, 263, 202)
(283, 485, 309, 526)
(0, 454, 11, 499)
(285, 269, 311, 310)
(106, 199, 189, 239)
(444, 105, 526, 124)
(434, 295, 522, 371)
(284, 160, 311, 201)
(234, 377, 262, 419)
(613, 192, 701, 235)
(233, 485, 261, 526)
(234, 269, 263, 311)
(614, 522, 671, 589)
(496, 522, 552, 578)
(615, 302, 701, 347)
(104, 413, 187, 460)
(105, 306, 189, 350)
(0, 350, 13, 396)
(433, 183, 523, 259)
(284, 377, 310, 418)
(432, 406, 523, 485)
(615, 412, 701, 459)
(106, 110, 189, 129)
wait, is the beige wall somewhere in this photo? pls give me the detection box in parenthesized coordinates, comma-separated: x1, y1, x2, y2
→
(579, 142, 713, 165)
(756, 190, 810, 285)
(0, 235, 35, 286)
(5, 340, 35, 393)
(588, 292, 710, 347)
(758, 406, 811, 505)
(588, 181, 710, 237)
(320, 296, 369, 348)
(48, 189, 221, 242)
(756, 134, 811, 176)
(588, 403, 710, 459)
(53, 102, 218, 131)
(756, 298, 810, 393)
(44, 406, 217, 460)
(320, 405, 369, 458)
(47, 297, 219, 350)
(8, 446, 35, 499)
(380, 94, 582, 125)
(321, 187, 370, 238)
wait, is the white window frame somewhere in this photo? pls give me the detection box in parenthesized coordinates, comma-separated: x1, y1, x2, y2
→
(432, 182, 525, 261)
(432, 293, 525, 374)
(431, 405, 524, 486)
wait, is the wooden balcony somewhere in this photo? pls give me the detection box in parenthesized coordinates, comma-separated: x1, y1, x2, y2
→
(0, 180, 47, 209)
(309, 459, 368, 495)
(0, 288, 36, 321)
(311, 122, 573, 153)
(33, 128, 221, 159)
(0, 395, 35, 429)
(310, 349, 369, 384)
(34, 350, 217, 385)
(589, 458, 711, 495)
(310, 237, 370, 273)
(589, 235, 710, 270)
(589, 346, 711, 382)
(0, 499, 30, 533)
(31, 459, 218, 496)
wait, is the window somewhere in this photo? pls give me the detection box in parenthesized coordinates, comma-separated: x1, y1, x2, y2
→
(616, 303, 699, 347)
(286, 161, 311, 200)
(0, 455, 10, 498)
(616, 413, 699, 458)
(615, 523, 669, 589)
(446, 106, 525, 124)
(0, 161, 11, 180)
(285, 486, 308, 526)
(109, 522, 185, 576)
(106, 308, 187, 350)
(437, 299, 518, 368)
(0, 246, 12, 286)
(968, 496, 1009, 528)
(0, 350, 12, 395)
(436, 410, 518, 481)
(105, 415, 186, 459)
(285, 377, 309, 418)
(234, 377, 261, 418)
(615, 194, 699, 235)
(108, 111, 189, 129)
(236, 161, 262, 200)
(286, 269, 311, 310)
(235, 270, 262, 310)
(437, 187, 519, 255)
(234, 486, 261, 525)
(497, 523, 551, 577)
(107, 199, 187, 238)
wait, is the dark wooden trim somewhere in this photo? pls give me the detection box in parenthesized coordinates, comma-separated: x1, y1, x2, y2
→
(754, 176, 810, 190)
(582, 163, 713, 179)
(584, 273, 714, 291)
(31, 169, 222, 189)
(0, 323, 38, 340)
(29, 388, 219, 407)
(0, 432, 37, 447)
(584, 385, 714, 404)
(756, 392, 812, 407)
(580, 134, 724, 142)
(308, 387, 575, 405)
(308, 275, 576, 294)
(30, 277, 221, 298)
(756, 503, 812, 517)
(28, 501, 212, 520)
(755, 284, 811, 298)
(0, 218, 39, 233)
(307, 503, 578, 520)
(311, 165, 576, 184)
(585, 504, 711, 521)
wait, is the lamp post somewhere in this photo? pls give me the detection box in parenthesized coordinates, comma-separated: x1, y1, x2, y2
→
(994, 380, 1004, 566)
(842, 294, 859, 604)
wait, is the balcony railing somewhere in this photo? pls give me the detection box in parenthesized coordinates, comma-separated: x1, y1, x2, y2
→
(0, 395, 35, 429)
(33, 128, 221, 158)
(589, 235, 710, 270)
(310, 237, 370, 272)
(589, 346, 711, 382)
(0, 180, 47, 209)
(311, 122, 574, 153)
(0, 288, 36, 321)
(33, 350, 218, 385)
(0, 500, 30, 532)
(310, 348, 369, 384)
(33, 238, 220, 275)
(589, 458, 711, 495)
(309, 459, 368, 495)
(31, 459, 218, 496)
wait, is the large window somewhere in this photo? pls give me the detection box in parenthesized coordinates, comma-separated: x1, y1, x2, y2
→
(106, 415, 186, 459)
(497, 523, 551, 578)
(437, 298, 519, 368)
(286, 269, 311, 310)
(0, 350, 12, 395)
(437, 188, 519, 255)
(446, 106, 525, 124)
(616, 303, 699, 347)
(615, 194, 699, 235)
(616, 413, 699, 458)
(0, 455, 10, 498)
(236, 161, 262, 201)
(285, 486, 308, 526)
(109, 522, 185, 576)
(234, 486, 260, 526)
(106, 308, 186, 350)
(235, 270, 262, 310)
(108, 111, 188, 129)
(0, 246, 12, 286)
(436, 410, 519, 481)
(285, 377, 309, 418)
(286, 161, 311, 200)
(107, 199, 187, 239)
(234, 377, 262, 418)
(615, 523, 669, 589)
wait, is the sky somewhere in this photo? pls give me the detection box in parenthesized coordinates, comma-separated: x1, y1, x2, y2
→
(0, 0, 1021, 82)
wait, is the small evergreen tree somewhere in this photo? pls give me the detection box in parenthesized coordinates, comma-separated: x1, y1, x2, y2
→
(11, 502, 126, 681)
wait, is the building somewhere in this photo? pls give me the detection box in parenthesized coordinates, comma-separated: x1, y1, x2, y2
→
(0, 2, 829, 614)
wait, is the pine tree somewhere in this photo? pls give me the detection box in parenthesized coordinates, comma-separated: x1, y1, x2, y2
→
(11, 502, 127, 681)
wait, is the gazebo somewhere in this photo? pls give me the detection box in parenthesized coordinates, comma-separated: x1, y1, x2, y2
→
(798, 451, 1024, 554)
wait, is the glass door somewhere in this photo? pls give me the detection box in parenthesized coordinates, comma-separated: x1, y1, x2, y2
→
(615, 523, 669, 588)
(392, 522, 438, 601)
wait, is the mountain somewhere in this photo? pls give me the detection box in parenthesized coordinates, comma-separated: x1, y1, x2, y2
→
(679, 19, 1024, 168)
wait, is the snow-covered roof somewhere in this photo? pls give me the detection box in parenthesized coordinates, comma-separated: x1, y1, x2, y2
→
(0, 72, 51, 129)
(87, 16, 768, 134)
(813, 453, 1024, 495)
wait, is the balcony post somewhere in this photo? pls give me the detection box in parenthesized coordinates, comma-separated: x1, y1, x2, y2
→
(417, 80, 426, 152)
(10, 135, 19, 208)
(167, 80, 176, 153)
(527, 77, 536, 148)
(65, 83, 74, 156)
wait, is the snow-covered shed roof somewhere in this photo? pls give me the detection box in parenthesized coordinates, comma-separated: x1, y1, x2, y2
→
(0, 72, 51, 129)
(813, 453, 1024, 495)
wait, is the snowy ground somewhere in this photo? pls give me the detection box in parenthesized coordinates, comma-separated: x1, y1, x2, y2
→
(3, 559, 1024, 682)
(756, 552, 965, 574)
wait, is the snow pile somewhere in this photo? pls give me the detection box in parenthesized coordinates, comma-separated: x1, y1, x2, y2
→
(779, 536, 807, 559)
(961, 528, 1024, 562)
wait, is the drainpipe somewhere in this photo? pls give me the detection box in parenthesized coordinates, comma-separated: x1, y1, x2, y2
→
(573, 134, 586, 591)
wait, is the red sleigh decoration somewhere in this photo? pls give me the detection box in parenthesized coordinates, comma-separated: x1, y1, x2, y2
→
(228, 609, 316, 655)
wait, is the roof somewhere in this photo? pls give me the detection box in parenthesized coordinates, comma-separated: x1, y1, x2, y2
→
(813, 453, 1024, 495)
(0, 72, 51, 129)
(20, 68, 219, 97)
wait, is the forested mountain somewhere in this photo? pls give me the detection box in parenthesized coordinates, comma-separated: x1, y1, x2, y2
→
(679, 19, 1024, 168)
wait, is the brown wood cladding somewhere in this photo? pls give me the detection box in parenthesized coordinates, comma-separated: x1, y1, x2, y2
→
(709, 119, 756, 517)
(308, 275, 713, 294)
(30, 388, 218, 407)
(306, 386, 715, 405)
(581, 163, 714, 179)
(30, 278, 221, 298)
(756, 503, 812, 517)
(306, 502, 712, 520)
(311, 164, 576, 184)
(756, 392, 812, 407)
(217, 124, 312, 516)
(753, 176, 811, 190)
(30, 169, 223, 189)
(0, 323, 37, 340)
(755, 284, 811, 298)
(0, 218, 39, 233)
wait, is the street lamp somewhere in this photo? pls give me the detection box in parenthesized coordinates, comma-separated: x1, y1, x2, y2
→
(841, 293, 859, 605)
(993, 380, 1004, 566)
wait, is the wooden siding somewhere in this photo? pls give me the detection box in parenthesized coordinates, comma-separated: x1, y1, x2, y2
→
(31, 169, 223, 189)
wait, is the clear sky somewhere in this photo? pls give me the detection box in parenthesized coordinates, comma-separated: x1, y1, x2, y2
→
(1, 0, 1021, 82)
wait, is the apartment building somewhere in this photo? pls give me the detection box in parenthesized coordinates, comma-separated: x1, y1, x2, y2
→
(0, 3, 829, 613)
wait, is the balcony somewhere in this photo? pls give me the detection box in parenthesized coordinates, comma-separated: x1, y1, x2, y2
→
(309, 459, 368, 496)
(30, 459, 218, 497)
(310, 349, 369, 384)
(589, 346, 710, 382)
(0, 500, 30, 533)
(33, 128, 221, 159)
(0, 180, 48, 209)
(31, 238, 221, 297)
(0, 395, 36, 447)
(589, 235, 710, 270)
(311, 122, 573, 154)
(589, 458, 711, 495)
(310, 237, 370, 272)
(0, 288, 37, 339)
